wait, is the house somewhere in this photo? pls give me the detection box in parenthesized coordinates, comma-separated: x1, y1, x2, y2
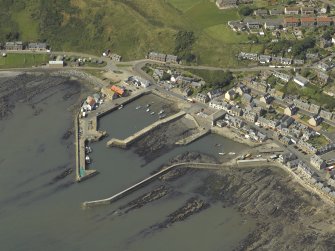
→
(287, 159, 300, 168)
(111, 85, 126, 96)
(280, 115, 294, 128)
(216, 120, 227, 128)
(320, 109, 333, 120)
(269, 9, 283, 15)
(211, 111, 226, 126)
(195, 93, 209, 103)
(5, 41, 23, 50)
(28, 42, 47, 51)
(318, 71, 329, 84)
(260, 93, 273, 104)
(166, 54, 178, 63)
(257, 131, 267, 142)
(247, 21, 261, 30)
(318, 62, 331, 71)
(243, 111, 258, 122)
(259, 55, 271, 64)
(317, 16, 333, 26)
(273, 71, 291, 82)
(284, 104, 298, 116)
(284, 17, 300, 27)
(247, 21, 261, 29)
(309, 103, 320, 114)
(310, 155, 326, 169)
(216, 0, 238, 9)
(320, 38, 332, 48)
(184, 87, 193, 97)
(318, 143, 335, 155)
(297, 139, 318, 154)
(111, 54, 122, 62)
(207, 89, 223, 100)
(281, 58, 292, 65)
(241, 93, 253, 104)
(308, 115, 323, 126)
(300, 7, 315, 15)
(230, 106, 243, 116)
(293, 75, 309, 87)
(258, 117, 279, 129)
(228, 21, 247, 32)
(294, 99, 310, 111)
(239, 52, 258, 61)
(235, 84, 250, 96)
(225, 89, 236, 101)
(148, 52, 166, 62)
(300, 17, 316, 27)
(209, 100, 232, 111)
(85, 96, 96, 110)
(293, 59, 304, 65)
(306, 53, 319, 60)
(254, 9, 268, 16)
(284, 7, 300, 15)
(48, 60, 64, 67)
(226, 114, 245, 128)
(101, 87, 115, 100)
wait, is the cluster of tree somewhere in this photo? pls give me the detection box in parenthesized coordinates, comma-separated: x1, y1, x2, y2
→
(239, 6, 253, 16)
(174, 30, 196, 63)
(322, 27, 335, 40)
(189, 69, 234, 91)
(291, 37, 315, 58)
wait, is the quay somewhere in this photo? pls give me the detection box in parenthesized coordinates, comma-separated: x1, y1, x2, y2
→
(175, 128, 210, 145)
(106, 111, 186, 148)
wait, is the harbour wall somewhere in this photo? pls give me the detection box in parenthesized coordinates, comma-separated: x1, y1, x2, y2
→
(107, 111, 186, 148)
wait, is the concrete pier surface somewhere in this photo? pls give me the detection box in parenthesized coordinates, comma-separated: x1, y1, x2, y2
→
(82, 162, 226, 208)
(106, 111, 186, 148)
(82, 158, 282, 208)
(175, 129, 210, 145)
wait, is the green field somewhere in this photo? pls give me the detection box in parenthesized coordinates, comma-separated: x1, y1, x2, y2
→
(0, 0, 267, 68)
(0, 54, 49, 68)
(168, 0, 204, 12)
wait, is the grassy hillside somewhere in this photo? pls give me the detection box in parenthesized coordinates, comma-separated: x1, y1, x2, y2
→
(0, 0, 267, 67)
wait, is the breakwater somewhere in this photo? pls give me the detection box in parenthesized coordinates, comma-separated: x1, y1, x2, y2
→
(106, 111, 186, 148)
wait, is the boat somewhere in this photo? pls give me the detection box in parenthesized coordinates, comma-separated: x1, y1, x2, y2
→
(85, 146, 92, 154)
(159, 114, 166, 119)
(218, 152, 225, 156)
(85, 156, 91, 164)
(118, 104, 124, 110)
(228, 152, 236, 155)
(136, 106, 141, 110)
(158, 110, 165, 115)
(146, 104, 150, 108)
(146, 108, 150, 112)
(150, 111, 155, 115)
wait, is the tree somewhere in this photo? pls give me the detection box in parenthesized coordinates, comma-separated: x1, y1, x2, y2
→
(174, 30, 196, 62)
(239, 6, 253, 16)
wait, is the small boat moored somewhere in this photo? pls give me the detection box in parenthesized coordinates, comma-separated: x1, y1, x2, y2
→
(158, 110, 165, 115)
(218, 152, 225, 156)
(118, 104, 124, 110)
(146, 108, 150, 112)
(228, 152, 236, 155)
(136, 106, 141, 110)
(85, 156, 91, 164)
(150, 112, 155, 115)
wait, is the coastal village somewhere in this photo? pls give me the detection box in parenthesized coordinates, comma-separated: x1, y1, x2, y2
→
(1, 0, 335, 206)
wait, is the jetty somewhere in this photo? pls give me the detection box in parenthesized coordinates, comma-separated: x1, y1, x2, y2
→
(175, 128, 210, 145)
(107, 111, 186, 148)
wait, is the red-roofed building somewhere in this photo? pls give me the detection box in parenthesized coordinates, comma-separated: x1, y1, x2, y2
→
(317, 16, 333, 26)
(284, 17, 300, 27)
(300, 17, 316, 27)
(111, 85, 125, 96)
